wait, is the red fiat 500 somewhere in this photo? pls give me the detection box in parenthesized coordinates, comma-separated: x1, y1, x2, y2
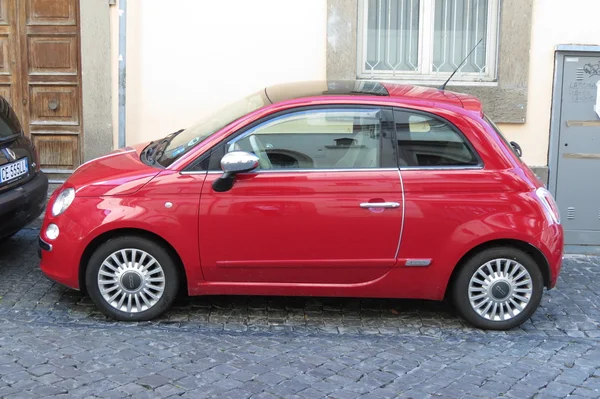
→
(39, 81, 563, 330)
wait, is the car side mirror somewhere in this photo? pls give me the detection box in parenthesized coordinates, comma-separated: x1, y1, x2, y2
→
(212, 151, 259, 192)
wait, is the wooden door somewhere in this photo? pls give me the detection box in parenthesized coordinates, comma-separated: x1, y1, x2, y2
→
(0, 0, 82, 171)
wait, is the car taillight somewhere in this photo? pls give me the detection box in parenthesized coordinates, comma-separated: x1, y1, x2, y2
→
(535, 187, 560, 224)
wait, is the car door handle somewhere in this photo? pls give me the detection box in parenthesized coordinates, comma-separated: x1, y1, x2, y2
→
(359, 202, 400, 209)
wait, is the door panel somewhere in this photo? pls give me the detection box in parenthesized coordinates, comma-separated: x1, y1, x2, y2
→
(31, 134, 77, 169)
(0, 34, 10, 75)
(555, 56, 600, 245)
(26, 0, 77, 26)
(29, 85, 79, 124)
(0, 1, 9, 25)
(28, 35, 78, 75)
(199, 170, 403, 284)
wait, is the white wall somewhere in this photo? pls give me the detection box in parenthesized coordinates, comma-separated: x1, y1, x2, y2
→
(120, 0, 327, 146)
(115, 0, 600, 168)
(498, 0, 600, 166)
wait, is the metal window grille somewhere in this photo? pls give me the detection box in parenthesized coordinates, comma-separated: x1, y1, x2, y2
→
(357, 0, 500, 83)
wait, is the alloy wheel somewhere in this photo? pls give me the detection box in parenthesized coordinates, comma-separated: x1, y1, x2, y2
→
(97, 248, 166, 313)
(468, 258, 533, 321)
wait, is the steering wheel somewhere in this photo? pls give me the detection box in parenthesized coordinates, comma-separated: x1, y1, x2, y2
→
(249, 135, 273, 169)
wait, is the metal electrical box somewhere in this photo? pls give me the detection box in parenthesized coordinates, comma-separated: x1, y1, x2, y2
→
(550, 46, 600, 249)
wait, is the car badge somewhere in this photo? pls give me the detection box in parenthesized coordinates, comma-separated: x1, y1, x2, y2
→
(2, 148, 16, 161)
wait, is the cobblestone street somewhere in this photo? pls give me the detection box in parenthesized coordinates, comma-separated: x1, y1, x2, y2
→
(0, 228, 599, 398)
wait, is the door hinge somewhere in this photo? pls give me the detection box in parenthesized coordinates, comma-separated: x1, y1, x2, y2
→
(108, 0, 116, 5)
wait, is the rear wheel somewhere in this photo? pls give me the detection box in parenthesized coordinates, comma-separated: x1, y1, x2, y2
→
(85, 235, 179, 321)
(452, 247, 543, 330)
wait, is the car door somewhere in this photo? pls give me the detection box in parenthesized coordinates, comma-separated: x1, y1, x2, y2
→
(198, 106, 403, 284)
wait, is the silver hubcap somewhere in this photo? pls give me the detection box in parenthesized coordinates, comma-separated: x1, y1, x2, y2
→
(98, 249, 166, 313)
(468, 258, 533, 321)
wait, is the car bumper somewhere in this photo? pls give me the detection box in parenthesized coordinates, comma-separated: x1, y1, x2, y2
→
(39, 213, 85, 290)
(0, 172, 48, 239)
(540, 222, 564, 289)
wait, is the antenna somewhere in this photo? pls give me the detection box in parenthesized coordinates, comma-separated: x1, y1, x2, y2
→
(439, 38, 483, 91)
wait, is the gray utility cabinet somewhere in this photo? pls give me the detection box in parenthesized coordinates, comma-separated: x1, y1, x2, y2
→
(550, 46, 600, 248)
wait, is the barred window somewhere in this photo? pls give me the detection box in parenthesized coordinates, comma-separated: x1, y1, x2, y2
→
(358, 0, 500, 83)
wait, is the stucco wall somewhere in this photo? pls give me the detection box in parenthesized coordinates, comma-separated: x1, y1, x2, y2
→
(80, 0, 113, 163)
(499, 0, 600, 167)
(116, 0, 326, 147)
(111, 0, 600, 172)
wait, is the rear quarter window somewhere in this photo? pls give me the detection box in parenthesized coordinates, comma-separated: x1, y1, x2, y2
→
(394, 109, 481, 168)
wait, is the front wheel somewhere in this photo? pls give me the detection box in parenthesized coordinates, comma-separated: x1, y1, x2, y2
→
(452, 247, 544, 330)
(85, 236, 179, 321)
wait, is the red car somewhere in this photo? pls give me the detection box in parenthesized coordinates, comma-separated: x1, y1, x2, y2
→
(39, 81, 563, 330)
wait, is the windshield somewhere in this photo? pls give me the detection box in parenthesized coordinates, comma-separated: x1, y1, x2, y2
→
(153, 90, 269, 167)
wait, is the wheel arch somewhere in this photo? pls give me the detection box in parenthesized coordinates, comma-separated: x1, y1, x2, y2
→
(444, 238, 551, 299)
(78, 228, 188, 296)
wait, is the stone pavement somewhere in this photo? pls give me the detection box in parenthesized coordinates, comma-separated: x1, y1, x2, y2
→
(0, 228, 599, 398)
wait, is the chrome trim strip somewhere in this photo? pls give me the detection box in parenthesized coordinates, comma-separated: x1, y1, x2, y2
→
(394, 169, 405, 260)
(253, 168, 399, 173)
(359, 202, 400, 209)
(399, 165, 483, 171)
(405, 259, 432, 267)
(184, 168, 400, 175)
(179, 171, 208, 175)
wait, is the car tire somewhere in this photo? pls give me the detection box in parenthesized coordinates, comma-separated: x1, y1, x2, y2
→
(85, 235, 180, 321)
(452, 246, 544, 330)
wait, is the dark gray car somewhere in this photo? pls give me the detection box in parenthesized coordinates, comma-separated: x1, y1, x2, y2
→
(0, 96, 48, 240)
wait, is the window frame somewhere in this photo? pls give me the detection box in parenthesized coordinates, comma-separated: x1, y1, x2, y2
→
(392, 107, 484, 169)
(357, 0, 501, 83)
(186, 105, 399, 173)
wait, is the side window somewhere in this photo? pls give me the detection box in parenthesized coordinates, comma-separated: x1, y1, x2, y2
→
(185, 145, 223, 172)
(226, 108, 392, 170)
(394, 109, 480, 168)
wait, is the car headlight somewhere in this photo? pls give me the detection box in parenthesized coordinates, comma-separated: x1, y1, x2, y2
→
(51, 188, 75, 217)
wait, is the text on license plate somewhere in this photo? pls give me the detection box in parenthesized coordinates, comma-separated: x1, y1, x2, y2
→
(0, 157, 28, 184)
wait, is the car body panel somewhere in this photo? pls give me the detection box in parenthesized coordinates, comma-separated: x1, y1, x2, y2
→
(398, 169, 557, 297)
(39, 211, 85, 289)
(40, 169, 207, 290)
(67, 147, 160, 197)
(198, 169, 403, 285)
(38, 81, 563, 305)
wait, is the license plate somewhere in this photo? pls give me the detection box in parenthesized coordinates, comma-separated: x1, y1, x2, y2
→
(0, 157, 28, 184)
